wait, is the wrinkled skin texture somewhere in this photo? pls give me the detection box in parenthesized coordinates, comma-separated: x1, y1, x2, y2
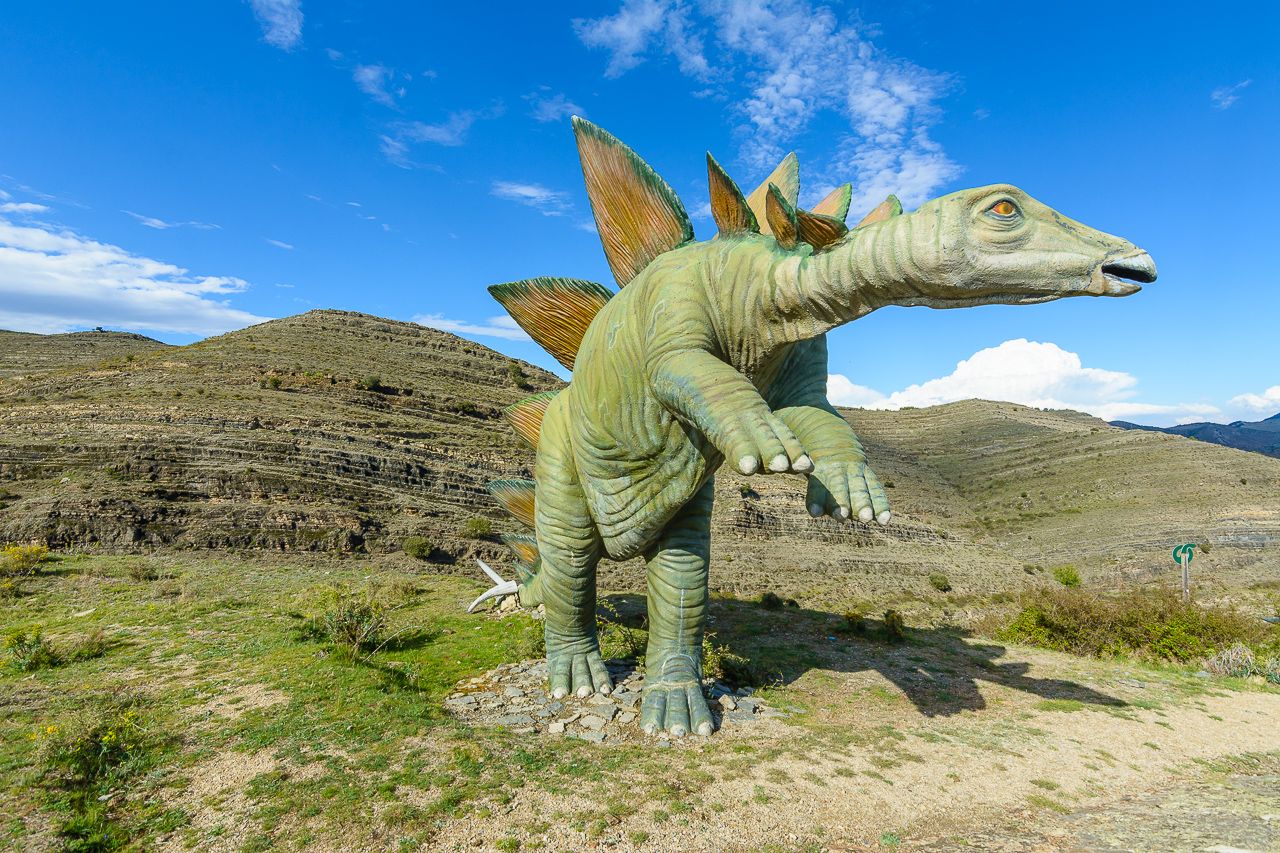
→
(529, 185, 1154, 735)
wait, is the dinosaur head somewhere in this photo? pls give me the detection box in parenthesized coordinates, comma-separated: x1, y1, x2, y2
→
(897, 184, 1156, 308)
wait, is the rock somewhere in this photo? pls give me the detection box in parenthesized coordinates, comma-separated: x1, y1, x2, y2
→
(724, 710, 756, 724)
(503, 686, 525, 698)
(736, 697, 759, 712)
(586, 693, 616, 706)
(618, 711, 636, 725)
(614, 691, 641, 709)
(736, 687, 754, 696)
(548, 721, 566, 734)
(579, 715, 608, 731)
(576, 731, 607, 743)
(718, 694, 738, 711)
(494, 714, 535, 727)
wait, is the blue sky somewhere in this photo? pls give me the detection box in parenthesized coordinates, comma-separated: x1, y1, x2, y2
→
(1, 1, 1276, 426)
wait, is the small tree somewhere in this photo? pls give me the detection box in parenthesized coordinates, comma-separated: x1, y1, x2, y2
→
(462, 517, 493, 539)
(507, 363, 532, 390)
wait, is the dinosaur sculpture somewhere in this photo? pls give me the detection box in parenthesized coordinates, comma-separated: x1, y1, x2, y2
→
(469, 118, 1156, 738)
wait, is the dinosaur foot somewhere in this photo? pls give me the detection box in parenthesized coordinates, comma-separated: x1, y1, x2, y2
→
(465, 560, 518, 613)
(547, 649, 613, 699)
(640, 658, 713, 737)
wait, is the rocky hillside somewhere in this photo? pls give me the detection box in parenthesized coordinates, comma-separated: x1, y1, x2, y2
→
(0, 329, 169, 380)
(2, 311, 1277, 606)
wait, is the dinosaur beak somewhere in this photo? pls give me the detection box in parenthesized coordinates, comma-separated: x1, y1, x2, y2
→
(1091, 250, 1157, 296)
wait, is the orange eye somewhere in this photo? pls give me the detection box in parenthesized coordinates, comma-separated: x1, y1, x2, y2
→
(990, 200, 1017, 217)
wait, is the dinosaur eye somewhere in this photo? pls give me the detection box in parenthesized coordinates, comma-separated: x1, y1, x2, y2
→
(989, 200, 1018, 217)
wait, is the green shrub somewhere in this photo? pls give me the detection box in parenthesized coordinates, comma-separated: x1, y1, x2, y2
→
(1051, 564, 1081, 587)
(0, 577, 22, 600)
(507, 364, 532, 390)
(928, 573, 952, 593)
(462, 517, 493, 539)
(38, 704, 151, 786)
(993, 587, 1274, 662)
(5, 625, 59, 671)
(702, 633, 755, 685)
(597, 601, 645, 662)
(303, 585, 389, 659)
(65, 630, 109, 664)
(359, 375, 383, 392)
(126, 562, 160, 582)
(837, 610, 867, 636)
(1198, 541, 1212, 555)
(882, 610, 906, 641)
(758, 592, 784, 611)
(267, 375, 282, 390)
(1204, 643, 1256, 678)
(401, 536, 436, 561)
(2, 542, 50, 576)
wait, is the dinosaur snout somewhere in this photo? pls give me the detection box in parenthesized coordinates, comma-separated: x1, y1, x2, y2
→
(1093, 249, 1156, 296)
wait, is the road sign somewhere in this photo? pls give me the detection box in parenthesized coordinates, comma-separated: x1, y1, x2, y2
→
(1172, 543, 1196, 602)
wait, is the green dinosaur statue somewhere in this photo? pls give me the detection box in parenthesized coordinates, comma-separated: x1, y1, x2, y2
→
(468, 118, 1156, 738)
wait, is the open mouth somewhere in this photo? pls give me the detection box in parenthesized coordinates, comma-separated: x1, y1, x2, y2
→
(1095, 251, 1156, 295)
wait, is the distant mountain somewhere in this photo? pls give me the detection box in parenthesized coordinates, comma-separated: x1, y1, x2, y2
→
(1111, 413, 1280, 459)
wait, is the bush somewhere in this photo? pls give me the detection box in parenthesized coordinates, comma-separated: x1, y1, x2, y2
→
(38, 704, 151, 786)
(597, 602, 645, 662)
(507, 364, 532, 390)
(1204, 643, 1256, 678)
(993, 587, 1275, 662)
(882, 610, 906, 641)
(702, 634, 755, 685)
(1051, 564, 1081, 587)
(126, 562, 160, 582)
(5, 625, 59, 671)
(401, 536, 436, 561)
(928, 573, 952, 593)
(2, 542, 50, 576)
(462, 517, 493, 539)
(0, 577, 22, 600)
(304, 585, 389, 659)
(758, 592, 784, 611)
(837, 610, 867, 636)
(359, 375, 383, 392)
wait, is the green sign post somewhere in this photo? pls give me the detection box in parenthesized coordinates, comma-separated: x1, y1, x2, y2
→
(1172, 543, 1196, 602)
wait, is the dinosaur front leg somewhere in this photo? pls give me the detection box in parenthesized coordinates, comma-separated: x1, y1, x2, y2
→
(775, 404, 891, 524)
(650, 348, 812, 476)
(535, 408, 613, 699)
(640, 478, 715, 737)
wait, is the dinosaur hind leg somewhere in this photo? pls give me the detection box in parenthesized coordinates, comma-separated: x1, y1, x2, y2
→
(535, 406, 611, 699)
(639, 477, 715, 737)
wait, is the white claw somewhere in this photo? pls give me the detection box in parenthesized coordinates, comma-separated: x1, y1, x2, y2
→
(738, 455, 759, 475)
(858, 506, 874, 523)
(768, 453, 789, 472)
(793, 454, 813, 473)
(599, 684, 612, 695)
(670, 724, 687, 737)
(642, 723, 657, 735)
(808, 503, 823, 518)
(576, 685, 592, 698)
(835, 506, 850, 520)
(696, 722, 713, 737)
(552, 687, 568, 699)
(877, 510, 892, 526)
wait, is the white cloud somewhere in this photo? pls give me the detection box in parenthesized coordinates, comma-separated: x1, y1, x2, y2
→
(353, 64, 396, 107)
(265, 238, 294, 250)
(325, 48, 343, 61)
(413, 313, 532, 342)
(574, 0, 959, 214)
(526, 90, 585, 123)
(123, 210, 219, 230)
(1228, 385, 1280, 416)
(1211, 79, 1251, 110)
(827, 339, 1220, 427)
(0, 215, 267, 336)
(0, 202, 49, 214)
(249, 0, 303, 50)
(380, 104, 505, 165)
(491, 181, 572, 216)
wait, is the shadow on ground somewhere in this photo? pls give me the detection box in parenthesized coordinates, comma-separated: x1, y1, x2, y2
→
(600, 592, 1125, 718)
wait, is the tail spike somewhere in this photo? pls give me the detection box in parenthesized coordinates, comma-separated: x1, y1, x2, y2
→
(466, 559, 518, 613)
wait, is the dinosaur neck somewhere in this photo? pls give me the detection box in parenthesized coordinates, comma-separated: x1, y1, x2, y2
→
(756, 210, 937, 346)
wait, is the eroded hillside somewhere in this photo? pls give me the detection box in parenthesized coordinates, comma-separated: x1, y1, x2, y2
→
(2, 311, 1277, 610)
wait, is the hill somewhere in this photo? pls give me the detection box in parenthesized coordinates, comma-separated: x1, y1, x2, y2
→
(0, 328, 169, 380)
(1113, 414, 1280, 459)
(2, 311, 1277, 609)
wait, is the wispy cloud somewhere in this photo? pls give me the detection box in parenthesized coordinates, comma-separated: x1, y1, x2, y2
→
(265, 238, 294, 250)
(0, 202, 49, 214)
(575, 0, 959, 214)
(0, 214, 267, 335)
(828, 339, 1219, 427)
(123, 210, 219, 230)
(1211, 79, 1251, 110)
(353, 64, 397, 107)
(380, 104, 505, 167)
(413, 313, 532, 342)
(491, 181, 572, 216)
(248, 0, 303, 50)
(525, 89, 585, 123)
